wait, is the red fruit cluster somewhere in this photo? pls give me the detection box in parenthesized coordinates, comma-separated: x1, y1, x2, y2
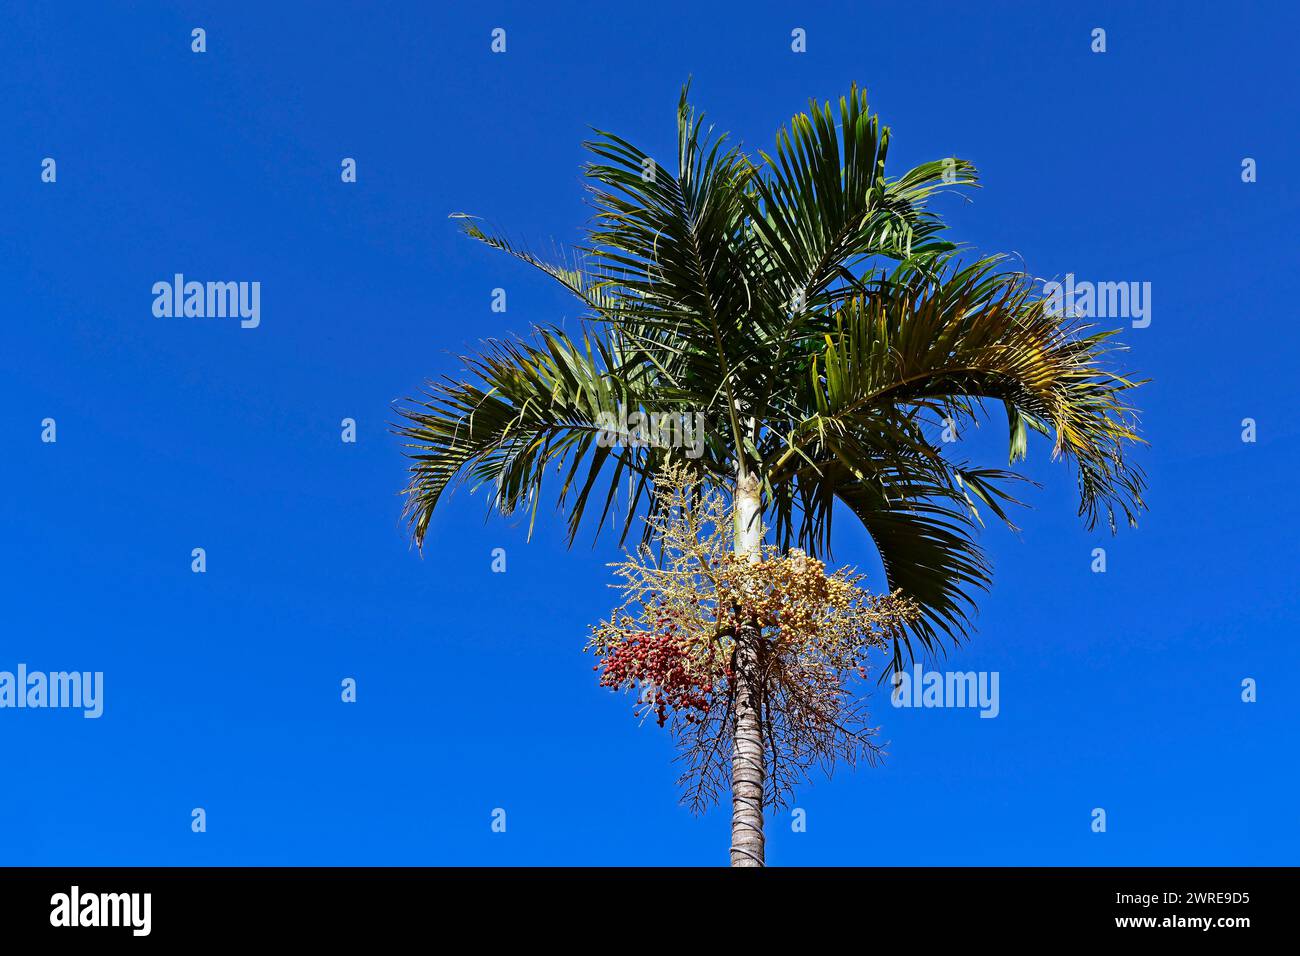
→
(596, 631, 716, 727)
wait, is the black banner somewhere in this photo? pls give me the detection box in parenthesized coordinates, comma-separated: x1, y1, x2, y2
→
(0, 867, 1286, 940)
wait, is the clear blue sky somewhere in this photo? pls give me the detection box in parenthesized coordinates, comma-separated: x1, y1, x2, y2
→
(2, 1, 1297, 866)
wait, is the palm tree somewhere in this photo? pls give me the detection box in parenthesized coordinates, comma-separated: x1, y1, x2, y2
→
(395, 84, 1146, 867)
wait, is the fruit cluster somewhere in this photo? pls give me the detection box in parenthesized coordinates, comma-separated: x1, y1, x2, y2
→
(586, 465, 918, 733)
(594, 627, 717, 726)
(586, 464, 922, 811)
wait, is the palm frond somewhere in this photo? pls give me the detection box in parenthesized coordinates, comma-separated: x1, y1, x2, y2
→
(394, 326, 723, 548)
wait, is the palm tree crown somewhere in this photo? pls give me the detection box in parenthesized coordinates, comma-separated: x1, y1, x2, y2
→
(395, 83, 1146, 671)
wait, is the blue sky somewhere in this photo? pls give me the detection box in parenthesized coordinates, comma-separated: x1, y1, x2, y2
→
(2, 1, 1297, 866)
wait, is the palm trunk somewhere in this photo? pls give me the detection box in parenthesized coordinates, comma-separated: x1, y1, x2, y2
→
(729, 472, 765, 867)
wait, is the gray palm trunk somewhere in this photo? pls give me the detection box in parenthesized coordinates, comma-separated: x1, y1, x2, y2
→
(729, 473, 765, 866)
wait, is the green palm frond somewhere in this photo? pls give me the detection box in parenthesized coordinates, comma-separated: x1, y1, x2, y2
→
(394, 326, 724, 548)
(743, 84, 976, 314)
(450, 215, 623, 320)
(789, 255, 1146, 530)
